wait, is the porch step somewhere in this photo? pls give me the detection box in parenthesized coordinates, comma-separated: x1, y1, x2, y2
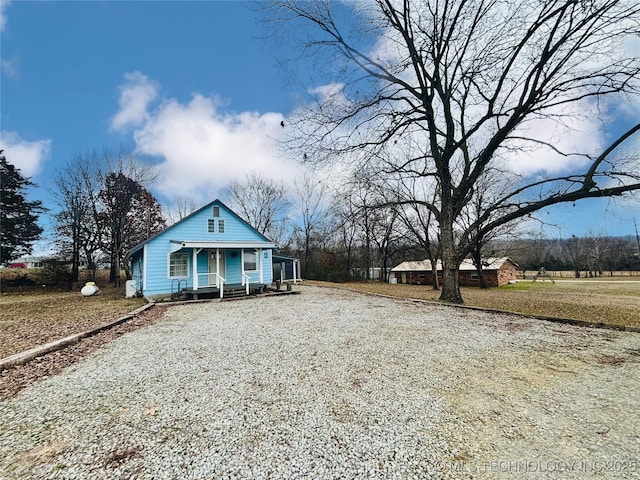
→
(222, 287, 251, 299)
(183, 283, 266, 300)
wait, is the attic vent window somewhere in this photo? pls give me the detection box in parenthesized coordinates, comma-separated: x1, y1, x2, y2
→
(213, 206, 220, 217)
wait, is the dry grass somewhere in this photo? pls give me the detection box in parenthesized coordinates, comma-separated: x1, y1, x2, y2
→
(310, 279, 640, 329)
(1, 268, 638, 361)
(0, 269, 146, 358)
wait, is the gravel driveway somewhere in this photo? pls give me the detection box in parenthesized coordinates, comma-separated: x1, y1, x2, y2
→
(1, 286, 638, 479)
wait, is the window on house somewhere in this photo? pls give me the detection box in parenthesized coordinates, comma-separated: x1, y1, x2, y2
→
(471, 273, 479, 280)
(169, 253, 189, 277)
(208, 219, 216, 233)
(218, 219, 225, 233)
(213, 206, 220, 217)
(244, 250, 257, 271)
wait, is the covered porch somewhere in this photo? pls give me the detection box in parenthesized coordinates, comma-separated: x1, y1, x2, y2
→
(272, 254, 301, 284)
(170, 240, 275, 299)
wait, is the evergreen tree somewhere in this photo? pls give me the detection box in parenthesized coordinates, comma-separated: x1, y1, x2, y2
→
(0, 151, 44, 263)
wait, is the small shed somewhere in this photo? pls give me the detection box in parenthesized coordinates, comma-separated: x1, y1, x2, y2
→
(390, 257, 518, 287)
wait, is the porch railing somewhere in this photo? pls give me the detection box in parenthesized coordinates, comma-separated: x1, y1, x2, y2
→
(216, 274, 226, 298)
(241, 273, 250, 295)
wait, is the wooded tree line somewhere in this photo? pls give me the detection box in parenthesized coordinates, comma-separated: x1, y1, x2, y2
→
(268, 0, 640, 303)
(2, 150, 166, 287)
(4, 1, 640, 304)
(3, 148, 640, 291)
(50, 150, 166, 286)
(223, 171, 640, 284)
(509, 235, 640, 277)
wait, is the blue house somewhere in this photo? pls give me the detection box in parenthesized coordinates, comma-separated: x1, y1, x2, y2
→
(128, 199, 276, 299)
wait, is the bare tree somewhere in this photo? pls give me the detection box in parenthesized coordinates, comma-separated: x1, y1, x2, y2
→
(122, 187, 167, 280)
(228, 172, 290, 245)
(562, 235, 587, 278)
(331, 190, 360, 279)
(395, 194, 441, 289)
(584, 231, 608, 277)
(50, 153, 97, 282)
(459, 171, 522, 288)
(95, 150, 157, 286)
(165, 196, 198, 225)
(370, 204, 401, 282)
(272, 0, 640, 303)
(292, 174, 329, 278)
(513, 233, 551, 278)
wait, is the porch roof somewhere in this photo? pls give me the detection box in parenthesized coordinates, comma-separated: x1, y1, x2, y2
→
(391, 257, 517, 272)
(169, 240, 277, 253)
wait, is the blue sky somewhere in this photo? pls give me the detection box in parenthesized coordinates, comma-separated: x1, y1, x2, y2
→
(1, 0, 639, 252)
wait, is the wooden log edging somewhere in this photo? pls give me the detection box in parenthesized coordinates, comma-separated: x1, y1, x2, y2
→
(0, 302, 156, 372)
(0, 290, 300, 371)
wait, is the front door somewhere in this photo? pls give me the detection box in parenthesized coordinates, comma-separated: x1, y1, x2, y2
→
(208, 250, 226, 286)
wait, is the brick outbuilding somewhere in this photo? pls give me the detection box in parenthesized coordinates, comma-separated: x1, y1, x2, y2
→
(390, 257, 519, 287)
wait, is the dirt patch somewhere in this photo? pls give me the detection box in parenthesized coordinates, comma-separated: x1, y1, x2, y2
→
(0, 305, 167, 401)
(0, 286, 147, 359)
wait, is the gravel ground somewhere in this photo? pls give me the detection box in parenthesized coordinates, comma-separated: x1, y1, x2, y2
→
(0, 286, 639, 479)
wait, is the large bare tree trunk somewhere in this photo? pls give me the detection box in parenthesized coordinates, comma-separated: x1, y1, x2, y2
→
(439, 216, 463, 304)
(272, 0, 640, 304)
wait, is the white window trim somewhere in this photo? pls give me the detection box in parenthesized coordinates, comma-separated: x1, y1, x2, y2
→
(242, 249, 258, 272)
(168, 252, 190, 278)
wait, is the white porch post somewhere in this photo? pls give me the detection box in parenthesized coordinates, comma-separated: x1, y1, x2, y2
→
(293, 259, 298, 284)
(241, 249, 245, 283)
(216, 248, 220, 288)
(259, 249, 263, 284)
(192, 249, 200, 290)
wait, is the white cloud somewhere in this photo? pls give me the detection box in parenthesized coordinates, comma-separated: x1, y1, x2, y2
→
(110, 71, 159, 132)
(310, 82, 348, 106)
(501, 101, 606, 176)
(127, 90, 299, 203)
(0, 0, 10, 33)
(0, 58, 17, 78)
(0, 131, 51, 177)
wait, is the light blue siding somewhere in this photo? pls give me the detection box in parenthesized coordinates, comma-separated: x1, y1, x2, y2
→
(131, 253, 144, 293)
(131, 200, 275, 297)
(226, 249, 242, 284)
